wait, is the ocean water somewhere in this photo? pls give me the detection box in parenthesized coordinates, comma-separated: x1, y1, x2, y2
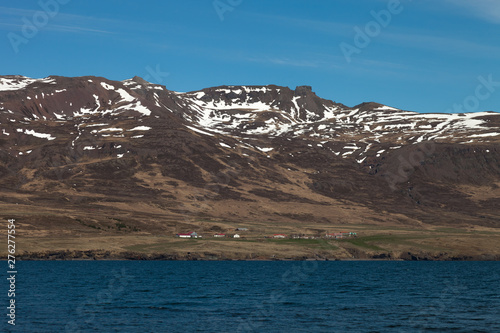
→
(3, 261, 500, 332)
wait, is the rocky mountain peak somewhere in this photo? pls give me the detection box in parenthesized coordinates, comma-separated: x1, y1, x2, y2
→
(294, 85, 313, 96)
(131, 76, 152, 85)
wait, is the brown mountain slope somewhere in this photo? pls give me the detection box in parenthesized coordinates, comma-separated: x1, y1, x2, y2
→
(1, 75, 499, 260)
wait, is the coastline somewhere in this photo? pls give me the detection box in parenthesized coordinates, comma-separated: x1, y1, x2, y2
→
(3, 250, 500, 261)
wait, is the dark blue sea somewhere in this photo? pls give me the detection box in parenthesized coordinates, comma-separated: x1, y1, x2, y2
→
(2, 261, 500, 332)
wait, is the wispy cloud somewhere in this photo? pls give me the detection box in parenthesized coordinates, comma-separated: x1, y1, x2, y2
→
(244, 56, 322, 68)
(380, 30, 500, 58)
(45, 25, 115, 35)
(243, 11, 354, 38)
(444, 0, 500, 23)
(0, 6, 118, 35)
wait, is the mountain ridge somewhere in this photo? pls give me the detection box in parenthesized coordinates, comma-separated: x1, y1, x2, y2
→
(1, 74, 499, 260)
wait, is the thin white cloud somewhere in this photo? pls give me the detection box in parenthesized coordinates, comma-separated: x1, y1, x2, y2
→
(0, 6, 122, 35)
(245, 57, 320, 68)
(45, 25, 115, 35)
(0, 6, 36, 17)
(243, 11, 354, 38)
(444, 0, 500, 23)
(380, 30, 500, 58)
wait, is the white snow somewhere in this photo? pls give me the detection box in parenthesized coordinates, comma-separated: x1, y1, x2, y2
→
(98, 128, 123, 132)
(85, 123, 109, 127)
(374, 105, 399, 111)
(23, 129, 56, 140)
(93, 94, 100, 109)
(115, 102, 151, 116)
(122, 80, 136, 86)
(0, 77, 36, 91)
(116, 88, 135, 102)
(100, 82, 115, 90)
(128, 126, 151, 131)
(342, 151, 355, 157)
(194, 92, 205, 99)
(131, 102, 152, 116)
(53, 112, 65, 120)
(186, 125, 214, 136)
(39, 77, 56, 84)
(468, 133, 499, 138)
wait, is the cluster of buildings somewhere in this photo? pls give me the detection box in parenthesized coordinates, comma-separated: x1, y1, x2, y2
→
(176, 228, 248, 239)
(176, 231, 201, 239)
(176, 230, 357, 240)
(325, 232, 357, 239)
(213, 233, 241, 238)
(274, 232, 357, 239)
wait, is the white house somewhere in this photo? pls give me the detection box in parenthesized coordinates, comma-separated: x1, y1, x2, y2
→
(176, 231, 199, 238)
(233, 234, 241, 238)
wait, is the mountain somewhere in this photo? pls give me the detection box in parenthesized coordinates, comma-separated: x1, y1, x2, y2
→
(1, 75, 499, 260)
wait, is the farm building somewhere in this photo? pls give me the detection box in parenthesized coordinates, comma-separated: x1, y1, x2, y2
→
(273, 234, 287, 239)
(213, 234, 226, 238)
(325, 233, 343, 239)
(176, 232, 199, 238)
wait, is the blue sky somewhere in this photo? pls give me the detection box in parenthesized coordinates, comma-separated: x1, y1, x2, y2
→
(1, 0, 500, 113)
